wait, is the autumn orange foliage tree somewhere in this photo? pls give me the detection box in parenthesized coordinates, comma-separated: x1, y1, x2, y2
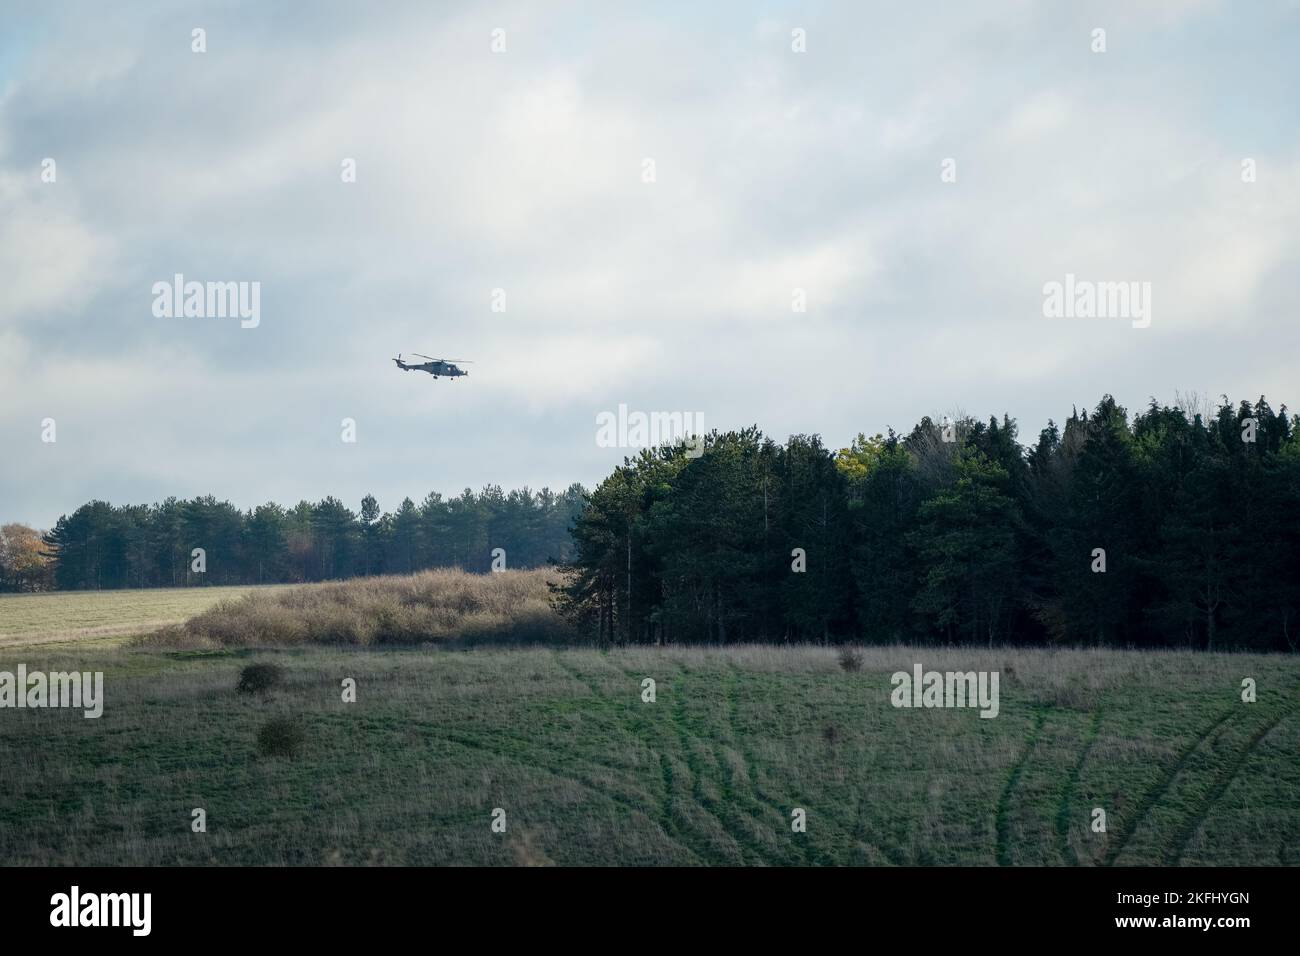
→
(0, 523, 53, 592)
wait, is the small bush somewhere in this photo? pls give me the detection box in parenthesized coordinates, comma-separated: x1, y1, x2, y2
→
(256, 717, 305, 758)
(837, 646, 864, 672)
(237, 662, 284, 694)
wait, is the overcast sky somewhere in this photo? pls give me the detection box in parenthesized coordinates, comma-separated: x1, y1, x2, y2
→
(2, 0, 1298, 528)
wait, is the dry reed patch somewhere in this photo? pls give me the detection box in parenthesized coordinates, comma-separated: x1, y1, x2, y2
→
(140, 568, 576, 648)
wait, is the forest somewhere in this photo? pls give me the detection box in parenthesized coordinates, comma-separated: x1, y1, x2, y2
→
(10, 393, 1299, 652)
(10, 485, 586, 590)
(556, 394, 1300, 651)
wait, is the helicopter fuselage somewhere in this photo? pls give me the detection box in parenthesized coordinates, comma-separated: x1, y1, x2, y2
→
(393, 357, 468, 378)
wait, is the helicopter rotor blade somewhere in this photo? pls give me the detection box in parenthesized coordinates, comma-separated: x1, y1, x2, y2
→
(409, 354, 473, 363)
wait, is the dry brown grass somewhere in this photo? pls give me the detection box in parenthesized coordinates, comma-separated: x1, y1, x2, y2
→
(141, 568, 576, 648)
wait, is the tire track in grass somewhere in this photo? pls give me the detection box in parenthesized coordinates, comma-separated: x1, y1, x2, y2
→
(1102, 706, 1235, 867)
(548, 653, 689, 856)
(624, 656, 790, 865)
(702, 667, 754, 863)
(428, 724, 705, 864)
(433, 720, 635, 780)
(1056, 705, 1104, 865)
(819, 666, 905, 867)
(695, 668, 758, 864)
(664, 664, 750, 864)
(620, 658, 789, 866)
(848, 788, 905, 866)
(427, 658, 702, 864)
(728, 666, 836, 866)
(490, 653, 927, 866)
(1167, 702, 1297, 865)
(562, 652, 734, 865)
(727, 663, 864, 866)
(722, 664, 808, 865)
(599, 659, 701, 861)
(546, 652, 655, 777)
(657, 754, 678, 845)
(330, 717, 644, 853)
(996, 708, 1048, 867)
(719, 665, 807, 865)
(550, 650, 604, 698)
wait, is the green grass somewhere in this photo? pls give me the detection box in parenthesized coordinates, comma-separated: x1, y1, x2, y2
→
(0, 642, 1295, 865)
(0, 585, 293, 647)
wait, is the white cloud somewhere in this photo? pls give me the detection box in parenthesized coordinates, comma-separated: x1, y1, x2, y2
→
(0, 173, 118, 324)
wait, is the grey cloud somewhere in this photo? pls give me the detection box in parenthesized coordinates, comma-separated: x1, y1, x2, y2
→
(1, 0, 1297, 526)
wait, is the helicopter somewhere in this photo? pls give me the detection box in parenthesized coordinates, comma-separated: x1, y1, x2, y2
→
(392, 353, 472, 379)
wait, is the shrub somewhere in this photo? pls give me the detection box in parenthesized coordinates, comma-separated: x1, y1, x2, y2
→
(256, 717, 305, 758)
(145, 568, 578, 649)
(837, 646, 864, 672)
(237, 662, 284, 694)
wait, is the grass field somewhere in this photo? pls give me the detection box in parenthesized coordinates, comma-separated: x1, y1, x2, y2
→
(0, 585, 293, 647)
(1, 639, 1296, 866)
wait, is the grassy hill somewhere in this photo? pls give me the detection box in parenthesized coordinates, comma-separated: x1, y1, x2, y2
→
(146, 568, 571, 648)
(1, 638, 1295, 865)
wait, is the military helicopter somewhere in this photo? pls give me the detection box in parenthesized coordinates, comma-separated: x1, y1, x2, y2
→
(392, 353, 472, 379)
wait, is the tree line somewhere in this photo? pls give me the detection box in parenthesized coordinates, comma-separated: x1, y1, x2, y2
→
(15, 485, 587, 591)
(555, 395, 1300, 652)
